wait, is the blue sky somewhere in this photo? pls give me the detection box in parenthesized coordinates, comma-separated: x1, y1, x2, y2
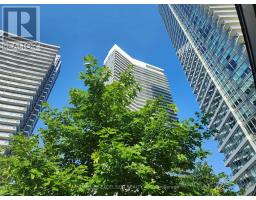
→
(1, 4, 232, 176)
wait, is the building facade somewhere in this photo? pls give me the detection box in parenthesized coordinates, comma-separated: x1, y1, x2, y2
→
(159, 4, 256, 195)
(0, 31, 61, 146)
(104, 44, 175, 118)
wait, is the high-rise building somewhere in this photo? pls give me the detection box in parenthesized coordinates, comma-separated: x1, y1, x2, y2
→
(236, 5, 256, 87)
(0, 31, 61, 146)
(104, 44, 175, 118)
(159, 4, 256, 195)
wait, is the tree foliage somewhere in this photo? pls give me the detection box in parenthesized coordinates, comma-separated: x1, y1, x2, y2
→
(0, 55, 239, 195)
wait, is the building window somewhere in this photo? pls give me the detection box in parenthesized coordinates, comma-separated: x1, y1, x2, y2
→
(246, 117, 256, 135)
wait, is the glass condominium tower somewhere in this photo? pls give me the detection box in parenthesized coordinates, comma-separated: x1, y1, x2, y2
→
(0, 31, 61, 146)
(104, 44, 175, 118)
(159, 5, 256, 195)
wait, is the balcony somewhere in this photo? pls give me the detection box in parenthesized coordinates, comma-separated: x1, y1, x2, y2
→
(0, 124, 16, 133)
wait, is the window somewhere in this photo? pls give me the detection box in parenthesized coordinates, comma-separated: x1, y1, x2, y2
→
(246, 117, 256, 135)
(241, 67, 250, 79)
(230, 59, 237, 69)
(205, 24, 212, 35)
(227, 59, 237, 71)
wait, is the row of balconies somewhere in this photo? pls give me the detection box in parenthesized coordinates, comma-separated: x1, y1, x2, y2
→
(5, 35, 60, 55)
(0, 84, 36, 96)
(0, 63, 45, 77)
(0, 103, 26, 113)
(203, 5, 244, 43)
(0, 73, 41, 86)
(0, 67, 43, 82)
(0, 117, 20, 126)
(0, 54, 50, 71)
(136, 89, 172, 103)
(135, 76, 171, 91)
(0, 124, 17, 133)
(0, 58, 48, 74)
(0, 79, 38, 92)
(0, 90, 33, 101)
(0, 44, 54, 64)
(0, 96, 29, 107)
(0, 48, 53, 67)
(0, 110, 23, 120)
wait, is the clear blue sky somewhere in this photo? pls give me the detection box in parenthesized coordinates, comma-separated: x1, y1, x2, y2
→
(1, 4, 232, 177)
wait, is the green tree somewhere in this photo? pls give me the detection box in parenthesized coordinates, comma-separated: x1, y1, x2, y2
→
(0, 55, 240, 196)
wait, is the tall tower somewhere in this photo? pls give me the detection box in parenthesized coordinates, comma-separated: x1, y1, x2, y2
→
(104, 44, 175, 118)
(0, 31, 61, 146)
(159, 5, 256, 195)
